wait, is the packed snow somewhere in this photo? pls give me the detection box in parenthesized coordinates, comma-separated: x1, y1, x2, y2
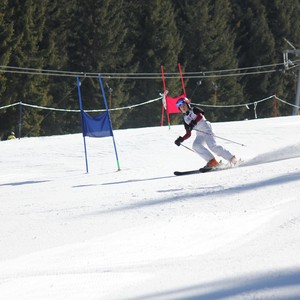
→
(0, 116, 300, 300)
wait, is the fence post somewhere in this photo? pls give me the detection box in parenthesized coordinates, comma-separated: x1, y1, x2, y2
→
(18, 101, 22, 139)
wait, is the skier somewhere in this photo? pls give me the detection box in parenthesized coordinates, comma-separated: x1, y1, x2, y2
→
(1, 131, 16, 141)
(7, 131, 16, 140)
(174, 98, 237, 169)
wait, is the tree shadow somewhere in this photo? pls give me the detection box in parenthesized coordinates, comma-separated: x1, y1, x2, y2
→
(72, 175, 175, 188)
(79, 171, 300, 216)
(0, 180, 50, 186)
(131, 267, 300, 300)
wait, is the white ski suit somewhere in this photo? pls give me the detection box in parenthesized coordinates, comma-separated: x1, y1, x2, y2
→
(180, 107, 234, 162)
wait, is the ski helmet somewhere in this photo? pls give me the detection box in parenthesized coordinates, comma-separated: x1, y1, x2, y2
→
(176, 98, 185, 108)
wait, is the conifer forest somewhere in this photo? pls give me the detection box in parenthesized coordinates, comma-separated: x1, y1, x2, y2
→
(1, 0, 300, 137)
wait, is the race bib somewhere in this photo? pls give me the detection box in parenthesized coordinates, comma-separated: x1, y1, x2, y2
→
(184, 110, 197, 124)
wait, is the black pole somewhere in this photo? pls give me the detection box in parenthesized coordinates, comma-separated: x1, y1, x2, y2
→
(18, 101, 22, 139)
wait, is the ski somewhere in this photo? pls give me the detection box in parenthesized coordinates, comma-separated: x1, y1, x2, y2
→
(174, 159, 242, 176)
(174, 169, 201, 176)
(174, 167, 213, 176)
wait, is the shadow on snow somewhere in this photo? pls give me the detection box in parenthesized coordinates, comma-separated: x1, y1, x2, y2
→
(130, 267, 300, 300)
(79, 171, 300, 216)
(0, 180, 50, 186)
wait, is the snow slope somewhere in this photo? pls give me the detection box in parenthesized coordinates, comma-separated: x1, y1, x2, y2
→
(0, 116, 300, 300)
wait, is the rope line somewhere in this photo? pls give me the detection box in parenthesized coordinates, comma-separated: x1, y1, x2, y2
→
(0, 103, 20, 109)
(193, 95, 300, 109)
(1, 95, 298, 113)
(274, 96, 300, 108)
(192, 95, 274, 108)
(0, 97, 163, 112)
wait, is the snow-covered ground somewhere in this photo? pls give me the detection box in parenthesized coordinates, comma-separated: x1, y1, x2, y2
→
(0, 116, 300, 300)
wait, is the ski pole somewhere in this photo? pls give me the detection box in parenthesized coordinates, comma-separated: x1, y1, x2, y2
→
(180, 143, 195, 152)
(193, 128, 246, 147)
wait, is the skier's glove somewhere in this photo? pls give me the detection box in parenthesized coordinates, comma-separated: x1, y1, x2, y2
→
(188, 120, 197, 131)
(175, 136, 184, 146)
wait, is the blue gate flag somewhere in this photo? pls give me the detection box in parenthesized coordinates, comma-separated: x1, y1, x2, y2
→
(82, 111, 112, 138)
(76, 75, 121, 173)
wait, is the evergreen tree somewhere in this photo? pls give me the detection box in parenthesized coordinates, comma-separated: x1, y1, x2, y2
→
(0, 0, 53, 136)
(66, 0, 135, 130)
(262, 0, 300, 115)
(0, 0, 16, 135)
(2, 0, 300, 137)
(123, 0, 183, 128)
(177, 0, 244, 122)
(37, 0, 77, 135)
(232, 0, 276, 118)
(0, 0, 14, 93)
